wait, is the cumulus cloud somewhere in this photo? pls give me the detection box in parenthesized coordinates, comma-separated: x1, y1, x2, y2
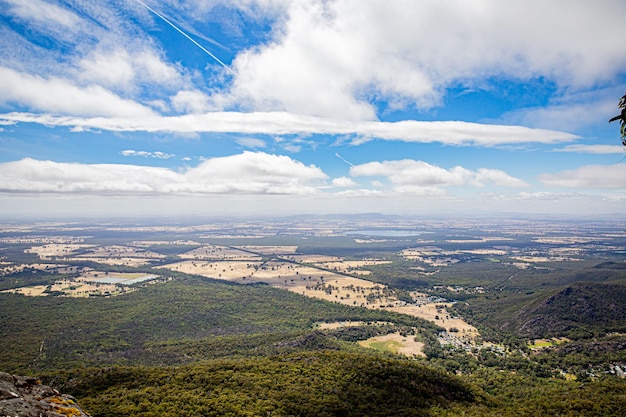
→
(223, 0, 626, 119)
(2, 0, 625, 126)
(539, 164, 626, 189)
(0, 152, 327, 195)
(0, 112, 577, 146)
(350, 159, 528, 194)
(0, 67, 157, 117)
(171, 90, 215, 114)
(331, 176, 356, 187)
(77, 48, 182, 92)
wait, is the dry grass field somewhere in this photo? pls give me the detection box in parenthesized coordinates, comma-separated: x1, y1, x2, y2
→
(387, 303, 479, 338)
(157, 260, 262, 280)
(178, 245, 262, 261)
(25, 244, 96, 259)
(358, 332, 425, 357)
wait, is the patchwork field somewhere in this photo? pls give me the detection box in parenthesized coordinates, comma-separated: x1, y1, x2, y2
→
(13, 240, 483, 348)
(157, 255, 480, 346)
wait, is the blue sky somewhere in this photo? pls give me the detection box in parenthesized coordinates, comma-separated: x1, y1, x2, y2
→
(0, 0, 625, 219)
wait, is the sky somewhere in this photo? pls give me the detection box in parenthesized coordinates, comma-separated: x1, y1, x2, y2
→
(0, 0, 625, 220)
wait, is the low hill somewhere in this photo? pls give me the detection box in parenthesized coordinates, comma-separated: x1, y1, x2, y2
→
(503, 282, 626, 339)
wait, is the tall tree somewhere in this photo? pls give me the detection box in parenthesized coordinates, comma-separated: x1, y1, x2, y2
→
(609, 93, 626, 146)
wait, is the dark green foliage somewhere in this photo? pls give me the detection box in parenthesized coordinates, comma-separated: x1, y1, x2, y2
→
(594, 261, 626, 270)
(443, 368, 626, 417)
(45, 351, 478, 417)
(0, 274, 439, 373)
(0, 268, 63, 290)
(500, 282, 626, 339)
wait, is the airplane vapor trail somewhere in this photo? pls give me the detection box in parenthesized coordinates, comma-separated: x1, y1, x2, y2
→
(335, 153, 355, 167)
(134, 0, 236, 75)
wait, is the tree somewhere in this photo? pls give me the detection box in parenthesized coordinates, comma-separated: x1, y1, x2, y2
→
(609, 93, 626, 146)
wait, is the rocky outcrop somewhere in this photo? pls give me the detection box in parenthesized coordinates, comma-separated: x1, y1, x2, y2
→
(0, 372, 89, 417)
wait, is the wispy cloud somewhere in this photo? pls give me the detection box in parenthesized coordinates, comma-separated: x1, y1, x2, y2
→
(539, 164, 626, 189)
(4, 0, 81, 30)
(552, 144, 625, 154)
(120, 150, 176, 159)
(0, 112, 578, 146)
(236, 137, 267, 148)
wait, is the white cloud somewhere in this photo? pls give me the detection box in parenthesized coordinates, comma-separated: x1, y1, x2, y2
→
(184, 151, 327, 194)
(539, 164, 626, 189)
(120, 150, 176, 159)
(350, 159, 528, 194)
(0, 67, 156, 117)
(554, 144, 625, 154)
(223, 0, 626, 119)
(77, 49, 135, 91)
(331, 176, 356, 187)
(236, 137, 267, 148)
(472, 168, 529, 187)
(4, 0, 81, 29)
(0, 111, 578, 146)
(0, 152, 328, 195)
(499, 88, 624, 131)
(77, 48, 182, 91)
(171, 90, 214, 113)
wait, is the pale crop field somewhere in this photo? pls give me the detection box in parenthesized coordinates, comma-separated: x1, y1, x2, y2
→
(157, 260, 262, 280)
(178, 245, 262, 261)
(311, 260, 391, 274)
(358, 332, 425, 357)
(76, 245, 165, 259)
(25, 244, 96, 259)
(387, 303, 479, 337)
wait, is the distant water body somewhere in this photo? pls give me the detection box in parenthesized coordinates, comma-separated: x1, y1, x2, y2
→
(345, 230, 432, 237)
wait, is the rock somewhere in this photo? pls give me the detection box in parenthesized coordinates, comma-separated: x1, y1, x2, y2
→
(0, 371, 90, 417)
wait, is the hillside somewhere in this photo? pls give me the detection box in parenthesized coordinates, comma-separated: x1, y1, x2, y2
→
(0, 274, 438, 373)
(503, 282, 626, 339)
(45, 352, 478, 417)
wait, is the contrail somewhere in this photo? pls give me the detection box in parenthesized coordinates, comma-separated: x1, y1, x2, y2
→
(335, 153, 355, 167)
(134, 0, 236, 75)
